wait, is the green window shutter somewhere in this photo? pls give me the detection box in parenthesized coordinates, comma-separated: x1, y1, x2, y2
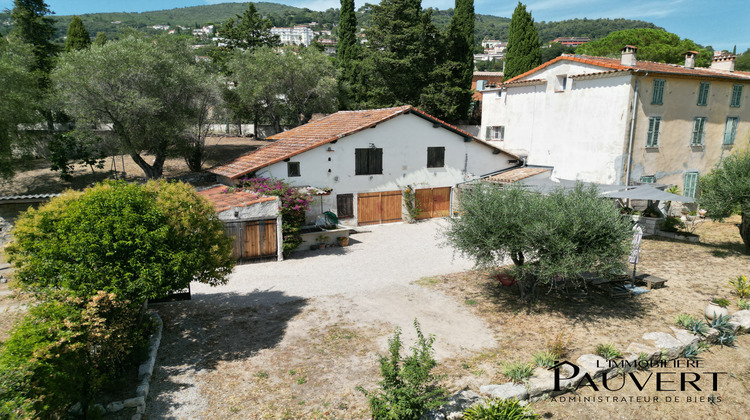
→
(684, 172, 699, 198)
(691, 117, 706, 146)
(697, 82, 710, 106)
(652, 79, 665, 105)
(640, 175, 655, 183)
(647, 116, 661, 147)
(724, 117, 738, 145)
(731, 85, 743, 107)
(485, 126, 491, 141)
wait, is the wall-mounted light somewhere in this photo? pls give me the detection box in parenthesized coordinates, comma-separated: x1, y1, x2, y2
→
(326, 147, 334, 152)
(369, 143, 376, 149)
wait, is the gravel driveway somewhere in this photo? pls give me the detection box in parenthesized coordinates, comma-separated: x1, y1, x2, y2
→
(191, 219, 475, 299)
(148, 220, 498, 419)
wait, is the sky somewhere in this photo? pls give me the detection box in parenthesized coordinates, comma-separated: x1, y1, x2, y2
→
(1, 0, 747, 51)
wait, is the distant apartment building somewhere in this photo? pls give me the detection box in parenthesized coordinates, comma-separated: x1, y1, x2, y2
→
(482, 39, 505, 49)
(192, 25, 214, 37)
(271, 26, 315, 46)
(551, 37, 590, 47)
(150, 24, 170, 31)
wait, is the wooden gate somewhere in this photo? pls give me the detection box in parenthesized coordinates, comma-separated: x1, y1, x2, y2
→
(225, 219, 278, 262)
(357, 190, 403, 226)
(415, 187, 451, 219)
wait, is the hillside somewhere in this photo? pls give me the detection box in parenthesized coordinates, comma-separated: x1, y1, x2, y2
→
(0, 2, 660, 46)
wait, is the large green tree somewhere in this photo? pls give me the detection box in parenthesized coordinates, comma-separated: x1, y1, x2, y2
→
(6, 180, 234, 302)
(337, 0, 358, 108)
(64, 15, 91, 52)
(52, 35, 219, 179)
(420, 0, 475, 122)
(362, 0, 441, 107)
(699, 149, 750, 252)
(9, 0, 57, 81)
(504, 2, 541, 80)
(737, 48, 750, 72)
(444, 182, 632, 300)
(575, 28, 712, 66)
(210, 2, 280, 72)
(0, 37, 41, 179)
(228, 46, 338, 134)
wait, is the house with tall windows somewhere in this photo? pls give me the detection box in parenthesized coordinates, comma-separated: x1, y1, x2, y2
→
(480, 46, 750, 200)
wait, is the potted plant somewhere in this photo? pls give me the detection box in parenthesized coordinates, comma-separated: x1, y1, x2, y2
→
(337, 236, 349, 247)
(705, 297, 730, 320)
(316, 234, 329, 248)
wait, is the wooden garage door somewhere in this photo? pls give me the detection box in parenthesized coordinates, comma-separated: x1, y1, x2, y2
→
(225, 219, 277, 261)
(415, 187, 451, 219)
(357, 190, 403, 226)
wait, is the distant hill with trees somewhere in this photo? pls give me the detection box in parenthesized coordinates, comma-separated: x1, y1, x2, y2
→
(0, 2, 662, 47)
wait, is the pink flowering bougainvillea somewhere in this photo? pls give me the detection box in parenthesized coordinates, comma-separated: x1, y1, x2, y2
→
(237, 177, 314, 254)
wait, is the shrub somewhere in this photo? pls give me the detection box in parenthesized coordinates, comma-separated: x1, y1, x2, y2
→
(501, 361, 535, 384)
(463, 398, 539, 420)
(444, 182, 632, 300)
(675, 313, 697, 329)
(659, 216, 685, 233)
(545, 332, 571, 358)
(687, 318, 709, 337)
(738, 298, 750, 310)
(710, 297, 730, 308)
(531, 351, 557, 369)
(402, 185, 422, 222)
(595, 343, 622, 360)
(681, 344, 704, 359)
(729, 275, 750, 298)
(357, 320, 446, 419)
(0, 293, 144, 418)
(238, 177, 314, 254)
(5, 180, 234, 302)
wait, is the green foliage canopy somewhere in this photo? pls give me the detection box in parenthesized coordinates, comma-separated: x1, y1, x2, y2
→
(0, 37, 41, 179)
(52, 35, 219, 179)
(504, 2, 541, 80)
(5, 180, 234, 303)
(64, 15, 91, 52)
(444, 182, 632, 299)
(699, 149, 750, 251)
(575, 28, 712, 66)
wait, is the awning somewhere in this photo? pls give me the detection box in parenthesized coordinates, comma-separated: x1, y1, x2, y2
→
(600, 185, 696, 203)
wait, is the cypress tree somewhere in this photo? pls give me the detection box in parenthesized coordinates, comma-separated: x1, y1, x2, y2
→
(338, 0, 358, 108)
(504, 2, 541, 80)
(420, 0, 475, 122)
(93, 32, 108, 46)
(65, 16, 91, 52)
(365, 0, 440, 107)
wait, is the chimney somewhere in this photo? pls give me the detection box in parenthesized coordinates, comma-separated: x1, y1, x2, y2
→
(621, 45, 637, 67)
(684, 51, 699, 69)
(711, 54, 736, 72)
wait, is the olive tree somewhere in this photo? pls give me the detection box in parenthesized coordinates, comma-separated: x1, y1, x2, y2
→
(5, 180, 234, 303)
(700, 149, 750, 251)
(444, 182, 632, 300)
(52, 35, 219, 179)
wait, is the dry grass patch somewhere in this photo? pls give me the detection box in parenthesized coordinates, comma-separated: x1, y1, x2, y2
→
(424, 216, 748, 392)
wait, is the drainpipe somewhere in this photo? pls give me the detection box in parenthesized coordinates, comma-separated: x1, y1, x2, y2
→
(625, 71, 648, 186)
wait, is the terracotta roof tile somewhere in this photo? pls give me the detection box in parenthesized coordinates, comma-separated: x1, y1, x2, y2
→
(486, 167, 550, 183)
(503, 54, 750, 86)
(208, 105, 485, 179)
(197, 185, 277, 213)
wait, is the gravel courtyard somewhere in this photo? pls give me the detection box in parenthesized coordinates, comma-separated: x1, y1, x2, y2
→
(147, 219, 499, 418)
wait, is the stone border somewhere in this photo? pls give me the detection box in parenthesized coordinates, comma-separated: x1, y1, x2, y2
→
(471, 310, 750, 406)
(96, 311, 163, 419)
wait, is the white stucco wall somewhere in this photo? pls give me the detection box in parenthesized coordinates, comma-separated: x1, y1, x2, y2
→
(251, 113, 514, 221)
(481, 62, 634, 184)
(215, 198, 279, 222)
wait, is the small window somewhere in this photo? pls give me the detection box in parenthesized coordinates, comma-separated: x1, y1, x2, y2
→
(691, 117, 706, 146)
(684, 172, 699, 199)
(640, 175, 656, 183)
(427, 147, 445, 168)
(555, 75, 567, 91)
(724, 117, 739, 145)
(491, 126, 505, 140)
(336, 194, 354, 218)
(652, 79, 665, 105)
(496, 91, 502, 98)
(476, 80, 486, 91)
(355, 148, 383, 175)
(731, 84, 743, 107)
(646, 116, 661, 147)
(287, 161, 300, 177)
(697, 82, 710, 106)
